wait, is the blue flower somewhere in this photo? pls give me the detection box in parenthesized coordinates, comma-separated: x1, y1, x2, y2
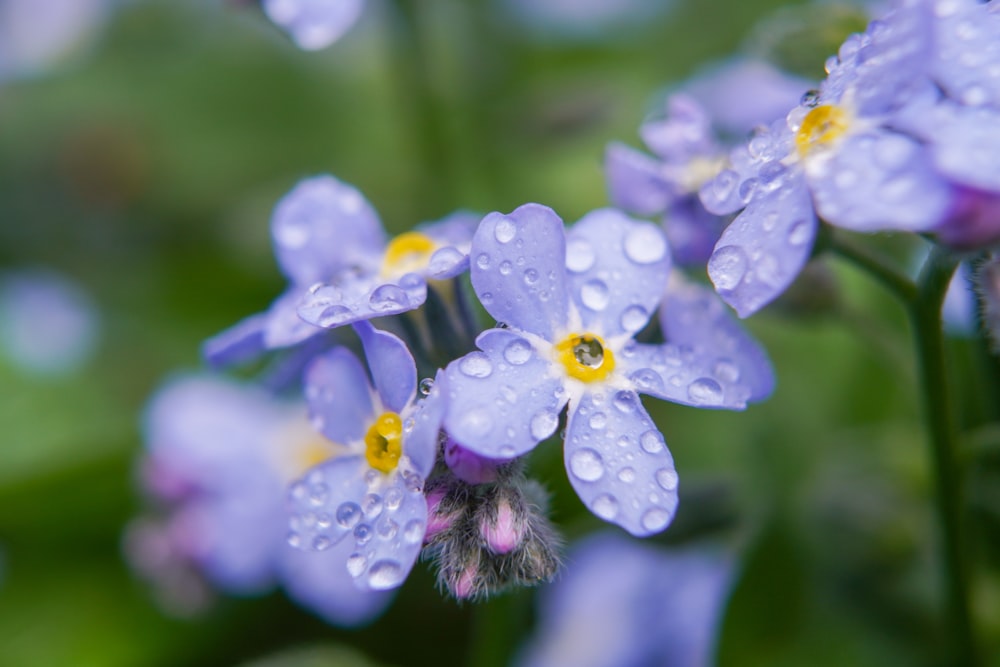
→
(443, 204, 772, 536)
(263, 0, 366, 51)
(130, 374, 391, 624)
(515, 532, 734, 667)
(287, 321, 446, 591)
(204, 175, 475, 367)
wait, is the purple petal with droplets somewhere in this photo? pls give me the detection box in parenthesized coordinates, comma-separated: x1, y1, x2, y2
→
(605, 142, 674, 216)
(271, 175, 385, 287)
(664, 197, 729, 268)
(444, 328, 567, 459)
(470, 204, 569, 340)
(420, 211, 478, 279)
(263, 288, 326, 348)
(565, 209, 670, 338)
(298, 272, 428, 330)
(304, 347, 374, 445)
(933, 0, 1000, 108)
(354, 321, 416, 415)
(400, 369, 447, 479)
(263, 0, 365, 51)
(708, 174, 817, 318)
(922, 104, 1000, 193)
(639, 94, 715, 162)
(202, 312, 267, 368)
(563, 389, 678, 537)
(287, 455, 371, 554)
(807, 131, 951, 232)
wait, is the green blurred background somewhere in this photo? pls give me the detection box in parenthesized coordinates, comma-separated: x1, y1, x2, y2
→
(1, 0, 999, 665)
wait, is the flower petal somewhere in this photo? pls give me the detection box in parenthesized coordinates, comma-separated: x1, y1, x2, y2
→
(605, 142, 673, 216)
(563, 389, 679, 537)
(263, 289, 326, 348)
(304, 347, 375, 445)
(202, 312, 267, 368)
(353, 321, 416, 415)
(271, 175, 385, 287)
(401, 369, 447, 479)
(263, 0, 365, 51)
(297, 272, 428, 330)
(444, 328, 567, 459)
(708, 174, 817, 318)
(565, 209, 670, 338)
(470, 204, 569, 339)
(288, 456, 370, 554)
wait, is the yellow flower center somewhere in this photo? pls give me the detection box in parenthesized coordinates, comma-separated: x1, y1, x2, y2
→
(795, 105, 849, 158)
(365, 412, 403, 474)
(555, 333, 615, 383)
(382, 232, 436, 277)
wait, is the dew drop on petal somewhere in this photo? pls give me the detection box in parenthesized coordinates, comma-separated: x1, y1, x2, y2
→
(787, 220, 811, 246)
(656, 468, 679, 491)
(641, 507, 672, 532)
(335, 502, 363, 528)
(624, 225, 667, 264)
(459, 408, 494, 437)
(617, 467, 636, 483)
(612, 391, 637, 414)
(580, 279, 610, 311)
(709, 245, 749, 291)
(620, 305, 648, 333)
(419, 378, 435, 395)
(367, 559, 405, 589)
(588, 412, 607, 430)
(362, 494, 384, 518)
(494, 218, 516, 243)
(523, 268, 539, 285)
(287, 532, 301, 548)
(640, 430, 665, 454)
(530, 409, 559, 440)
(499, 260, 513, 276)
(713, 359, 740, 383)
(459, 352, 493, 378)
(688, 377, 724, 404)
(476, 253, 491, 270)
(630, 368, 664, 394)
(354, 523, 373, 545)
(369, 284, 410, 312)
(569, 447, 605, 482)
(347, 552, 367, 577)
(566, 238, 596, 273)
(318, 304, 353, 327)
(313, 535, 332, 551)
(377, 519, 399, 539)
(503, 338, 532, 365)
(384, 487, 403, 510)
(591, 493, 619, 520)
(403, 519, 425, 544)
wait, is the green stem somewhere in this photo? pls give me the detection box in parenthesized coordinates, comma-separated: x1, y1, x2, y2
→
(910, 246, 978, 666)
(825, 229, 918, 302)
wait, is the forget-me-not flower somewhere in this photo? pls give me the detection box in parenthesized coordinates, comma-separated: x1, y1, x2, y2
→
(443, 204, 772, 536)
(263, 0, 365, 51)
(287, 321, 445, 591)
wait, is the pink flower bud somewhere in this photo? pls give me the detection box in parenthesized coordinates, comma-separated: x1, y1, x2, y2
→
(482, 500, 522, 555)
(424, 486, 452, 541)
(451, 565, 478, 600)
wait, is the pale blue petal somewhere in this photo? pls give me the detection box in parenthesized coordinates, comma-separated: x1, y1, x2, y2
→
(353, 321, 416, 415)
(605, 142, 673, 216)
(297, 272, 428, 329)
(288, 456, 371, 554)
(402, 369, 447, 479)
(263, 288, 326, 348)
(263, 0, 365, 51)
(444, 328, 567, 459)
(563, 389, 678, 537)
(304, 347, 374, 445)
(565, 209, 670, 338)
(202, 312, 267, 368)
(470, 204, 569, 340)
(708, 175, 817, 318)
(924, 104, 1000, 193)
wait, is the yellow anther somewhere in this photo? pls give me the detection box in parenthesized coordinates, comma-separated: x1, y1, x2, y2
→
(382, 232, 436, 276)
(555, 333, 615, 383)
(365, 412, 403, 474)
(795, 105, 849, 158)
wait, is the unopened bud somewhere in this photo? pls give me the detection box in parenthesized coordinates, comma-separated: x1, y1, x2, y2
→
(976, 252, 1000, 353)
(481, 500, 522, 555)
(450, 564, 478, 600)
(424, 485, 454, 542)
(444, 437, 500, 484)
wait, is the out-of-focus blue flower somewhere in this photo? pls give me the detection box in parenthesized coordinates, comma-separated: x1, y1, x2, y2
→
(128, 373, 391, 625)
(287, 321, 446, 592)
(262, 0, 365, 51)
(204, 175, 475, 367)
(443, 205, 772, 536)
(515, 532, 734, 667)
(0, 0, 111, 82)
(0, 269, 100, 377)
(501, 0, 677, 42)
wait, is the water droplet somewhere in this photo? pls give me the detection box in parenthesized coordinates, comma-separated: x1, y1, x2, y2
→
(713, 359, 740, 383)
(623, 225, 667, 264)
(404, 519, 424, 544)
(316, 513, 331, 529)
(347, 552, 367, 577)
(308, 483, 328, 506)
(738, 178, 758, 203)
(588, 412, 607, 430)
(641, 507, 672, 532)
(711, 169, 738, 201)
(384, 487, 403, 510)
(368, 559, 405, 589)
(318, 304, 352, 327)
(335, 502, 362, 528)
(419, 378, 435, 395)
(459, 352, 493, 378)
(566, 238, 597, 273)
(620, 305, 648, 333)
(591, 493, 619, 520)
(709, 245, 749, 291)
(688, 377, 724, 404)
(476, 253, 491, 270)
(428, 247, 463, 275)
(523, 268, 539, 285)
(617, 467, 636, 483)
(612, 391, 637, 413)
(313, 535, 332, 551)
(787, 220, 811, 246)
(480, 292, 494, 305)
(354, 523, 373, 545)
(377, 519, 399, 539)
(494, 218, 516, 243)
(274, 219, 309, 248)
(640, 430, 665, 454)
(656, 468, 678, 491)
(580, 279, 610, 311)
(459, 408, 493, 437)
(499, 260, 512, 275)
(801, 89, 820, 107)
(630, 368, 664, 394)
(369, 284, 410, 312)
(290, 481, 308, 501)
(503, 338, 532, 365)
(362, 494, 383, 518)
(616, 435, 630, 448)
(287, 532, 301, 548)
(569, 447, 605, 482)
(530, 409, 559, 440)
(499, 384, 517, 403)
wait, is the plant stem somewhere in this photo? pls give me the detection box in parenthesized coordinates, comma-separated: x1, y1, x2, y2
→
(910, 246, 978, 667)
(826, 229, 918, 302)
